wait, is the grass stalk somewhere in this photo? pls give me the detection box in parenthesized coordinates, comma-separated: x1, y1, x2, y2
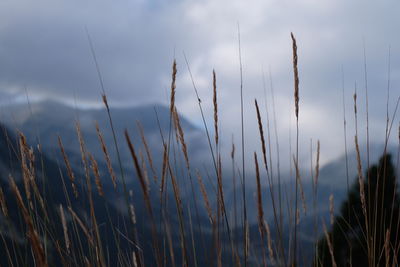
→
(291, 32, 300, 265)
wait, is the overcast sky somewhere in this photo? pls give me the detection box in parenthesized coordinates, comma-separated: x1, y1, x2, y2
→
(1, 0, 400, 170)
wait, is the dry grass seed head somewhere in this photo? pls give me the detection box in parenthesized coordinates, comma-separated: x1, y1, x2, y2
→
(125, 131, 149, 199)
(314, 140, 320, 187)
(291, 32, 299, 119)
(129, 204, 137, 225)
(9, 175, 48, 267)
(213, 70, 219, 147)
(95, 122, 117, 189)
(75, 122, 91, 182)
(0, 187, 8, 217)
(173, 107, 190, 170)
(19, 133, 32, 206)
(329, 194, 334, 225)
(19, 133, 48, 218)
(264, 220, 275, 265)
(255, 99, 268, 171)
(89, 153, 104, 197)
(136, 121, 157, 183)
(170, 60, 177, 113)
(58, 136, 79, 198)
(138, 149, 150, 192)
(354, 135, 367, 218)
(160, 143, 168, 195)
(59, 204, 70, 253)
(353, 92, 357, 115)
(196, 171, 214, 224)
(19, 133, 35, 182)
(102, 94, 109, 110)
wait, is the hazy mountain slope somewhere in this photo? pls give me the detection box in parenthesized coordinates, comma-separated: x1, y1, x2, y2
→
(0, 100, 209, 185)
(0, 102, 217, 265)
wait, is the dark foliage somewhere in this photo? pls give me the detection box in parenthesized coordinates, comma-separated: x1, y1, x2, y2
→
(316, 154, 400, 266)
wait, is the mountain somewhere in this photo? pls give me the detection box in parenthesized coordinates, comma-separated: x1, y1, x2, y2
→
(318, 143, 397, 189)
(0, 101, 215, 265)
(4, 100, 392, 222)
(1, 100, 206, 174)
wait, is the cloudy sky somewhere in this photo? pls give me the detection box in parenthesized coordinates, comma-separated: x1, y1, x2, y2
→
(1, 0, 400, 169)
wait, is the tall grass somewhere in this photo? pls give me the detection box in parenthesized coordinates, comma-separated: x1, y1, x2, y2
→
(0, 33, 399, 267)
